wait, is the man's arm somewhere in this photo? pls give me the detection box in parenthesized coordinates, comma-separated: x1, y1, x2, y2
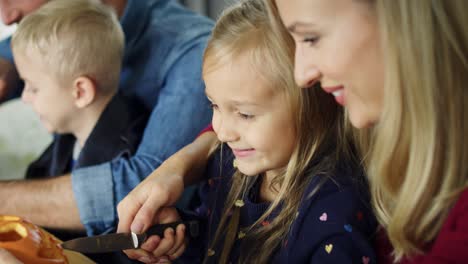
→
(72, 40, 213, 236)
(0, 175, 84, 230)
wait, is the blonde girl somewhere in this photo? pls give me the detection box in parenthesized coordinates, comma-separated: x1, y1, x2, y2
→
(271, 0, 468, 262)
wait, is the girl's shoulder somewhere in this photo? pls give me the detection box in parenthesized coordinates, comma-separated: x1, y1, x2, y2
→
(300, 162, 371, 219)
(302, 165, 375, 232)
(273, 166, 377, 263)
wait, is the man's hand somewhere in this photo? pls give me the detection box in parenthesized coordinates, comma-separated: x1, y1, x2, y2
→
(0, 58, 19, 101)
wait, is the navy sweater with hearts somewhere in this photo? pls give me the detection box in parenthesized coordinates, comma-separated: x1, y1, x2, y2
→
(182, 145, 378, 263)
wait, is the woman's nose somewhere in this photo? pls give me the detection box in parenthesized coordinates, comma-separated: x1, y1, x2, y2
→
(294, 45, 321, 88)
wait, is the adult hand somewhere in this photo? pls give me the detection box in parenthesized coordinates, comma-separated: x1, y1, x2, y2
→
(123, 207, 185, 263)
(117, 158, 185, 236)
(0, 249, 23, 264)
(0, 58, 19, 101)
(117, 131, 217, 236)
(117, 131, 217, 262)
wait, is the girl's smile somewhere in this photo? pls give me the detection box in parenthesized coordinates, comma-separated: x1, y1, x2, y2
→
(204, 52, 296, 177)
(231, 147, 256, 159)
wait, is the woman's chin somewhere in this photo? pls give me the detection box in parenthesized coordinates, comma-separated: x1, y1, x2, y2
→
(349, 107, 379, 129)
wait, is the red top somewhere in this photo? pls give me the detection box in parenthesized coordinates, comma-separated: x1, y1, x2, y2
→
(377, 189, 468, 263)
(197, 124, 214, 137)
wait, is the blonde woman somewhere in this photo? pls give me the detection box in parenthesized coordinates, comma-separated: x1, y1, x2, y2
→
(270, 0, 468, 263)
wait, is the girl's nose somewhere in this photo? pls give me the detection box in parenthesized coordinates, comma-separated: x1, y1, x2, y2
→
(214, 118, 238, 143)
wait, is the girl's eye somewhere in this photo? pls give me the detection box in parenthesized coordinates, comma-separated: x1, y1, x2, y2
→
(238, 112, 254, 120)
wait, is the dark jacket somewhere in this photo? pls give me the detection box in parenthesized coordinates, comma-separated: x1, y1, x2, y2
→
(26, 93, 147, 178)
(25, 93, 147, 264)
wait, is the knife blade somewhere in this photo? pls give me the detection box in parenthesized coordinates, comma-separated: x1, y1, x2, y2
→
(61, 221, 199, 254)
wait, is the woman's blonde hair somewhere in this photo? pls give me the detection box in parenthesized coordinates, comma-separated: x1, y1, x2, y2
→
(367, 0, 468, 260)
(203, 0, 357, 262)
(11, 0, 124, 94)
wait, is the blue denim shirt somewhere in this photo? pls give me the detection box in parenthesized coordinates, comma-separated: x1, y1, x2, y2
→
(0, 0, 214, 235)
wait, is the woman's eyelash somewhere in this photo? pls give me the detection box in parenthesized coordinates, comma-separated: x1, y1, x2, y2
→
(303, 36, 319, 45)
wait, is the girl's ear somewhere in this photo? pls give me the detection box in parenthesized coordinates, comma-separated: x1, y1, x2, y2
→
(72, 76, 96, 108)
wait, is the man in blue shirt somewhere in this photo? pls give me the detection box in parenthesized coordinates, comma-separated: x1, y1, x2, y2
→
(0, 0, 213, 236)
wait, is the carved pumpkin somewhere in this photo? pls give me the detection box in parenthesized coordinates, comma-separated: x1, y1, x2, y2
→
(0, 215, 68, 264)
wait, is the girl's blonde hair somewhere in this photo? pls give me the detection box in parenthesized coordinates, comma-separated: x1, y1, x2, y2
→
(11, 0, 124, 94)
(203, 0, 357, 262)
(367, 0, 468, 260)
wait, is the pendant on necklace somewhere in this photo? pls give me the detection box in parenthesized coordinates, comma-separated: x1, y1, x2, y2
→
(234, 199, 245, 207)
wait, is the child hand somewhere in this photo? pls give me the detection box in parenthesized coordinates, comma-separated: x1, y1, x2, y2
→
(123, 207, 187, 263)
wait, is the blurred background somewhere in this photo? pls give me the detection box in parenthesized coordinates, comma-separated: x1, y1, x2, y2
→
(0, 0, 236, 180)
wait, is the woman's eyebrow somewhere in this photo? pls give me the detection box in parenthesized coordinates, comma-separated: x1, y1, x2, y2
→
(287, 21, 316, 33)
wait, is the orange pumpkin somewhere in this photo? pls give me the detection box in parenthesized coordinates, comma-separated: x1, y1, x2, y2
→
(0, 215, 68, 264)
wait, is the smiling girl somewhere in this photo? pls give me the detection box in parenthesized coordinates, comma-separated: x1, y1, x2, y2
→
(181, 0, 376, 263)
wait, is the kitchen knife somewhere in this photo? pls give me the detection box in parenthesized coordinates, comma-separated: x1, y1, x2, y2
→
(61, 221, 199, 254)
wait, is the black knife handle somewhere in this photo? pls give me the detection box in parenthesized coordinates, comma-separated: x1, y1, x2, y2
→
(145, 221, 199, 239)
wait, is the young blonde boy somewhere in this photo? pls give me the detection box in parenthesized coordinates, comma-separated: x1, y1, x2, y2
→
(11, 0, 147, 225)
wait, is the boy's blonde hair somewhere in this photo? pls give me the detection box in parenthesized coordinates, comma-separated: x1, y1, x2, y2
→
(365, 0, 468, 260)
(11, 0, 124, 94)
(204, 0, 357, 262)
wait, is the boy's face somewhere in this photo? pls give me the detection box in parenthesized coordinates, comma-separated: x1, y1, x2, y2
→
(0, 0, 49, 25)
(204, 54, 297, 178)
(14, 52, 77, 134)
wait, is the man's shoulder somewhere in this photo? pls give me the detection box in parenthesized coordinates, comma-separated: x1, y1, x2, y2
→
(132, 0, 213, 41)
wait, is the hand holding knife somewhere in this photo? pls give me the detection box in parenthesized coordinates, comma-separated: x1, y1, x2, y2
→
(61, 221, 199, 254)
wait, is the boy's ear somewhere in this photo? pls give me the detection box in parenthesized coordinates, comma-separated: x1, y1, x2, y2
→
(72, 76, 96, 108)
